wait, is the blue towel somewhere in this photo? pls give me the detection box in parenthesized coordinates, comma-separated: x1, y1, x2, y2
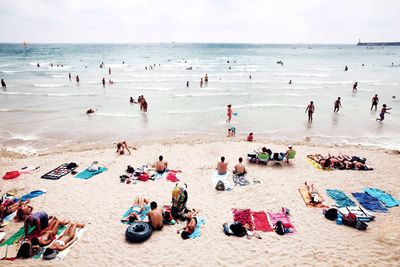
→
(16, 190, 46, 202)
(75, 167, 107, 179)
(326, 189, 355, 207)
(364, 188, 400, 208)
(352, 192, 388, 213)
(189, 217, 205, 239)
(121, 205, 150, 224)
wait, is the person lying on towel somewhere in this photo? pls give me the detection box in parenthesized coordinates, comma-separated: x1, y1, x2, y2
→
(305, 182, 321, 203)
(121, 197, 149, 223)
(178, 209, 199, 240)
(0, 199, 30, 223)
(49, 222, 85, 251)
(31, 217, 70, 246)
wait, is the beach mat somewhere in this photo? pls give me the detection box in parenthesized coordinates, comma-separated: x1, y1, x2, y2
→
(189, 217, 205, 239)
(41, 163, 77, 180)
(251, 211, 273, 232)
(267, 211, 297, 234)
(364, 188, 400, 208)
(326, 189, 355, 207)
(17, 189, 46, 202)
(212, 171, 232, 190)
(75, 167, 107, 180)
(299, 186, 328, 208)
(232, 174, 250, 186)
(232, 208, 253, 230)
(0, 226, 35, 247)
(338, 206, 375, 222)
(352, 192, 388, 213)
(307, 158, 334, 171)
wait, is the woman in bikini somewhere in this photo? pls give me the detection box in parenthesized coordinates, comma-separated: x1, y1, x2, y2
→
(0, 199, 30, 223)
(121, 197, 149, 223)
(31, 217, 70, 246)
(179, 210, 199, 239)
(49, 222, 85, 251)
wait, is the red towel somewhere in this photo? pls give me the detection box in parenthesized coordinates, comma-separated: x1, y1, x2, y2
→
(232, 208, 253, 230)
(251, 211, 273, 232)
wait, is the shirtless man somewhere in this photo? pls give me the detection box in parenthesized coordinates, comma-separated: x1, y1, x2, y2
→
(305, 101, 315, 123)
(31, 217, 70, 246)
(233, 157, 246, 176)
(376, 104, 392, 122)
(217, 156, 228, 175)
(179, 210, 199, 240)
(116, 141, 131, 155)
(333, 97, 342, 113)
(352, 82, 358, 92)
(147, 202, 163, 230)
(371, 94, 379, 111)
(155, 155, 168, 173)
(49, 222, 85, 251)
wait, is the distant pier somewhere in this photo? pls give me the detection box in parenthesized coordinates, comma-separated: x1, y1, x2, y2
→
(357, 42, 400, 46)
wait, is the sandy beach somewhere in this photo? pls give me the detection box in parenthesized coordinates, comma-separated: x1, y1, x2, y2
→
(1, 138, 399, 266)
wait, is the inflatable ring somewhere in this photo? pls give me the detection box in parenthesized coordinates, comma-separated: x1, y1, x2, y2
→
(125, 222, 152, 243)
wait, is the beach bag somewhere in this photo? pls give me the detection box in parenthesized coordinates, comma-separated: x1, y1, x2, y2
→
(66, 162, 77, 169)
(230, 222, 247, 237)
(324, 208, 338, 221)
(126, 165, 135, 174)
(342, 211, 357, 227)
(215, 180, 225, 191)
(138, 173, 149, 181)
(2, 171, 20, 180)
(275, 221, 285, 236)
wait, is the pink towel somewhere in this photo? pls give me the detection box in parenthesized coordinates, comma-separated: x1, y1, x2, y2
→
(251, 211, 273, 232)
(267, 212, 297, 234)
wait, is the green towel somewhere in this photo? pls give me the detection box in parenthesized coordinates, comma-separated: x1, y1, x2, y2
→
(0, 226, 35, 246)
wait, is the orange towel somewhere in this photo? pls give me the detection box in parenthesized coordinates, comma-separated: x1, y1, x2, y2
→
(299, 186, 328, 208)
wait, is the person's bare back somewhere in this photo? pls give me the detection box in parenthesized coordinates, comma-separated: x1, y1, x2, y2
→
(148, 208, 163, 230)
(217, 161, 228, 175)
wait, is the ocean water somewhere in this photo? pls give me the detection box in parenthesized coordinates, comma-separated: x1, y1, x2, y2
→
(0, 43, 399, 153)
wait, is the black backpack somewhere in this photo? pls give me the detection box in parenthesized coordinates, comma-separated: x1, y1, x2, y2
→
(126, 165, 135, 174)
(215, 180, 225, 191)
(275, 221, 285, 235)
(230, 222, 247, 237)
(324, 208, 338, 221)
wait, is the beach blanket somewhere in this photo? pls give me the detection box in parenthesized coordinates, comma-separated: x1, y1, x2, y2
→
(0, 226, 35, 247)
(189, 217, 205, 239)
(232, 174, 250, 186)
(251, 211, 273, 232)
(75, 167, 107, 180)
(352, 192, 388, 213)
(41, 163, 77, 180)
(17, 189, 46, 202)
(326, 189, 355, 207)
(307, 158, 333, 171)
(338, 206, 375, 222)
(212, 171, 232, 190)
(232, 209, 253, 230)
(121, 205, 151, 224)
(267, 212, 297, 234)
(364, 188, 400, 208)
(298, 186, 328, 208)
(166, 170, 181, 182)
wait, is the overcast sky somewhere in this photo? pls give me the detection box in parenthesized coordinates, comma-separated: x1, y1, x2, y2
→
(0, 0, 399, 43)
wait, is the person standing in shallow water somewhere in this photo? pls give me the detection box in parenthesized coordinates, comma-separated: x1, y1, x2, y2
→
(76, 75, 80, 85)
(186, 81, 189, 88)
(371, 94, 379, 111)
(333, 97, 342, 113)
(108, 68, 111, 75)
(353, 82, 358, 92)
(68, 73, 71, 81)
(204, 74, 208, 84)
(376, 104, 392, 122)
(200, 78, 203, 88)
(1, 79, 6, 89)
(102, 77, 105, 88)
(226, 104, 233, 123)
(305, 101, 315, 123)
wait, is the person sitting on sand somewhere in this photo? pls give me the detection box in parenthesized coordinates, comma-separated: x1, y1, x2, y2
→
(284, 145, 295, 163)
(179, 210, 199, 240)
(217, 156, 228, 175)
(0, 199, 30, 223)
(24, 211, 49, 237)
(49, 222, 85, 251)
(116, 141, 131, 155)
(233, 157, 246, 176)
(155, 155, 168, 174)
(305, 182, 320, 203)
(121, 197, 149, 223)
(147, 201, 163, 230)
(246, 132, 253, 142)
(31, 217, 70, 246)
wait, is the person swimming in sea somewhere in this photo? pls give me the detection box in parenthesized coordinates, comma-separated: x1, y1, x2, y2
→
(86, 109, 96, 115)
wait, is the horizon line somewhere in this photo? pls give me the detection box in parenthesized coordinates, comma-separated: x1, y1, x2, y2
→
(0, 41, 361, 45)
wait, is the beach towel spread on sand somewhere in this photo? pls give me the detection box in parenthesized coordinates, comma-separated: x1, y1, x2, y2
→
(189, 218, 205, 239)
(232, 209, 253, 230)
(267, 212, 297, 234)
(41, 163, 77, 180)
(298, 186, 329, 208)
(212, 171, 232, 190)
(232, 174, 250, 186)
(364, 188, 400, 208)
(75, 167, 107, 180)
(352, 192, 388, 213)
(0, 226, 35, 247)
(16, 190, 46, 202)
(326, 189, 356, 207)
(121, 205, 151, 224)
(251, 211, 273, 232)
(338, 206, 375, 222)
